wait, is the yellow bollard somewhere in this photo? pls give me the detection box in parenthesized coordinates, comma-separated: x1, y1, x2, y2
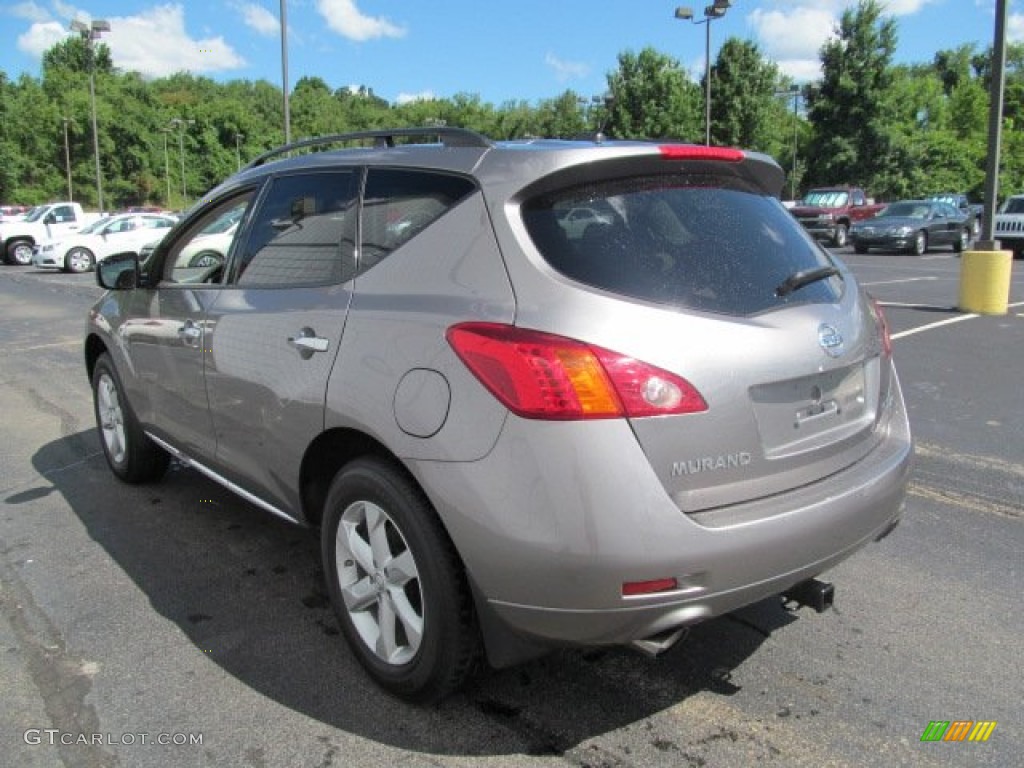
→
(958, 247, 1013, 315)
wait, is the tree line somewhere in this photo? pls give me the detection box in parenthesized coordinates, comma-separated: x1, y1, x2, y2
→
(1, 0, 1021, 210)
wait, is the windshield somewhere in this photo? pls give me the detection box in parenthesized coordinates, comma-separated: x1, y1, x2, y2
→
(201, 207, 243, 235)
(23, 206, 49, 223)
(1002, 197, 1024, 214)
(880, 202, 930, 218)
(82, 217, 113, 234)
(801, 191, 849, 208)
(927, 195, 957, 206)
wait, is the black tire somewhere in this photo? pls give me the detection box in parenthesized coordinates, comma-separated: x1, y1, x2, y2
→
(910, 230, 927, 256)
(952, 228, 970, 253)
(6, 239, 33, 265)
(832, 223, 849, 248)
(854, 243, 868, 254)
(65, 247, 95, 273)
(321, 457, 480, 702)
(91, 353, 169, 483)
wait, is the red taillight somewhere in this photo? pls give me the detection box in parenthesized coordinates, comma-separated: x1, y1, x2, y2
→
(869, 297, 893, 358)
(622, 577, 678, 596)
(658, 145, 744, 162)
(446, 323, 707, 420)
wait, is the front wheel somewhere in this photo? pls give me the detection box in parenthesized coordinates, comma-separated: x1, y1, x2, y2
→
(65, 247, 95, 273)
(910, 230, 927, 256)
(92, 353, 169, 483)
(832, 223, 849, 248)
(6, 239, 33, 265)
(321, 457, 480, 702)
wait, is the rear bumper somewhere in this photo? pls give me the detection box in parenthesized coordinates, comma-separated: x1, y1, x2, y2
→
(414, 373, 912, 649)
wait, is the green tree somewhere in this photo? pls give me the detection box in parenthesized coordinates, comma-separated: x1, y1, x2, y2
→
(710, 38, 779, 150)
(805, 0, 897, 191)
(604, 47, 700, 140)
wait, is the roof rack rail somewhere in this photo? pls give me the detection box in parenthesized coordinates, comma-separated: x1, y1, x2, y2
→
(246, 126, 493, 169)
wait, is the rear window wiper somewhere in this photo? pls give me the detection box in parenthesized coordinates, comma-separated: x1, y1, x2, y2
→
(775, 266, 841, 297)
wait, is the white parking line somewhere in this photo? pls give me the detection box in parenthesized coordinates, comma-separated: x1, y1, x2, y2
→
(892, 301, 1024, 340)
(861, 277, 939, 286)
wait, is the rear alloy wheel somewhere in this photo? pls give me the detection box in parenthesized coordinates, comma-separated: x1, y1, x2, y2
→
(832, 223, 849, 248)
(910, 230, 927, 256)
(6, 240, 33, 265)
(321, 457, 480, 702)
(953, 228, 970, 253)
(91, 353, 169, 483)
(65, 247, 95, 273)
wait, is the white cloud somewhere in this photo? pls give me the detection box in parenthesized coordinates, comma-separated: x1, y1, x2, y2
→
(1010, 14, 1024, 42)
(10, 2, 50, 23)
(882, 0, 940, 14)
(316, 0, 405, 42)
(747, 6, 837, 82)
(237, 2, 279, 37)
(108, 5, 245, 77)
(396, 90, 436, 105)
(17, 21, 67, 58)
(545, 53, 589, 82)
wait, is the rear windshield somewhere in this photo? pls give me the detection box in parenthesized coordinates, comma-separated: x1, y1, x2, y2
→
(522, 175, 841, 316)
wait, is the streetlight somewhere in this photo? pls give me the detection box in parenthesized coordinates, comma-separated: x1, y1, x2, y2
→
(70, 18, 110, 212)
(774, 84, 801, 200)
(235, 133, 245, 171)
(61, 117, 73, 201)
(280, 0, 291, 143)
(675, 1, 731, 146)
(160, 127, 172, 205)
(168, 118, 195, 205)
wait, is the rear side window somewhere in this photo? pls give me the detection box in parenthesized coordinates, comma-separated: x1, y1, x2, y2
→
(360, 169, 476, 273)
(522, 175, 841, 315)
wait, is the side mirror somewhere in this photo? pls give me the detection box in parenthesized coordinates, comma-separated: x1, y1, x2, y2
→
(96, 253, 140, 290)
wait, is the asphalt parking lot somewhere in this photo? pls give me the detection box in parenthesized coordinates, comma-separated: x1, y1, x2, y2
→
(0, 249, 1021, 768)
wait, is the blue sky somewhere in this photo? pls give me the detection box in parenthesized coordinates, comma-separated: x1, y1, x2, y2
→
(3, 1, 1022, 105)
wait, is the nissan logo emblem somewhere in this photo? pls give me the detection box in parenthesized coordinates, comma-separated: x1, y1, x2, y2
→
(818, 324, 844, 358)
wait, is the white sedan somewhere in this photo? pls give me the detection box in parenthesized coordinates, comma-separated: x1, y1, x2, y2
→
(33, 213, 177, 273)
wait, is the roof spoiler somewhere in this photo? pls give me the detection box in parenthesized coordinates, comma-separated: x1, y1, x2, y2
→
(245, 127, 493, 169)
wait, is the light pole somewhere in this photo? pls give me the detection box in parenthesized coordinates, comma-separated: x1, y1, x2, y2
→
(280, 0, 291, 143)
(235, 133, 245, 171)
(61, 117, 73, 201)
(70, 18, 110, 212)
(774, 84, 801, 200)
(168, 118, 195, 206)
(675, 1, 731, 146)
(160, 128, 172, 205)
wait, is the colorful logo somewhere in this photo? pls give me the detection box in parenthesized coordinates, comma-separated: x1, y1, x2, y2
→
(920, 720, 997, 742)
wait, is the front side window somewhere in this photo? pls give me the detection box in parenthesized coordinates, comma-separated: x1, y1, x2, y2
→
(232, 171, 359, 287)
(522, 175, 842, 316)
(164, 195, 255, 285)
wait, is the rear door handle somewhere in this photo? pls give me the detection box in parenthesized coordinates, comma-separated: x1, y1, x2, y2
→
(288, 327, 329, 359)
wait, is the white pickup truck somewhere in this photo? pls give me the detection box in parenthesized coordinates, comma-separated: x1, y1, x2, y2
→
(0, 202, 102, 265)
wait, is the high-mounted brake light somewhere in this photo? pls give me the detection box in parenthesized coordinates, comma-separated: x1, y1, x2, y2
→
(446, 322, 707, 420)
(659, 145, 744, 162)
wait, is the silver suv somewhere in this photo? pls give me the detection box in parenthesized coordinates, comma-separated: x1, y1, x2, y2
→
(86, 128, 911, 701)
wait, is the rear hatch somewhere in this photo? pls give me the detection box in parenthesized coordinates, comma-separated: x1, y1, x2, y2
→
(516, 147, 893, 516)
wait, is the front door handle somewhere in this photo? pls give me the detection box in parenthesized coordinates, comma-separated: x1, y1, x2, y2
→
(288, 327, 329, 359)
(177, 319, 202, 347)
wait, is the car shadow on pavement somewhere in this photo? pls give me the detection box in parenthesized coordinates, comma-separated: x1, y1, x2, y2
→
(31, 431, 799, 757)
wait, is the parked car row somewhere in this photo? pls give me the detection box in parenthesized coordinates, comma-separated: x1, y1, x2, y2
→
(849, 199, 972, 255)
